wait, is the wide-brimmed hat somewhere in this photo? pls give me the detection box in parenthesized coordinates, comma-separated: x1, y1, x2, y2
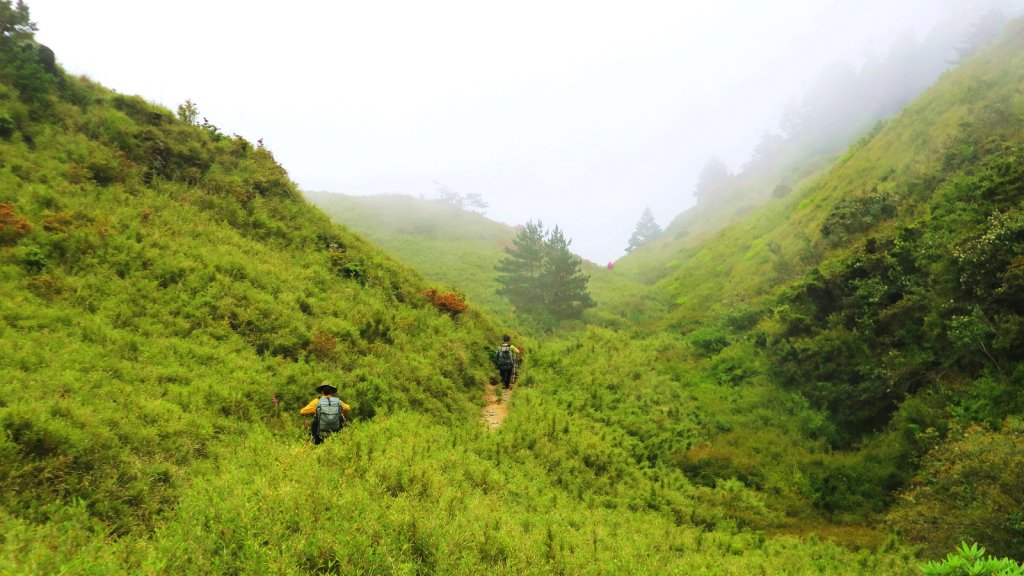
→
(316, 380, 338, 394)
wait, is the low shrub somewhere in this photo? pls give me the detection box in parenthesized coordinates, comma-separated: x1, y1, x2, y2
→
(920, 542, 1024, 576)
(421, 288, 469, 317)
(0, 201, 32, 245)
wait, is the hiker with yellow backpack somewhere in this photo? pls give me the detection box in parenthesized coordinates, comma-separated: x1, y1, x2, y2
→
(299, 381, 351, 444)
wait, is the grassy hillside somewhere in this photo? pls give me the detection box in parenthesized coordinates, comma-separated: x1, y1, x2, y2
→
(613, 15, 984, 289)
(4, 2, 1023, 572)
(0, 8, 929, 574)
(306, 192, 518, 320)
(579, 17, 1024, 558)
(314, 26, 1024, 558)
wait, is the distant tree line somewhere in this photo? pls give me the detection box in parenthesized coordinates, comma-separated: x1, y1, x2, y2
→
(435, 181, 488, 214)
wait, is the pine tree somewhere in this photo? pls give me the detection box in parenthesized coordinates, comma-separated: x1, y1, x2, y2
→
(0, 0, 55, 108)
(693, 156, 733, 204)
(496, 220, 547, 312)
(626, 207, 662, 253)
(955, 9, 1008, 63)
(0, 1, 35, 43)
(496, 221, 594, 320)
(543, 226, 595, 319)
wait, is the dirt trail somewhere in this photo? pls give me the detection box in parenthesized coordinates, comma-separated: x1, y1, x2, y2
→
(482, 381, 511, 430)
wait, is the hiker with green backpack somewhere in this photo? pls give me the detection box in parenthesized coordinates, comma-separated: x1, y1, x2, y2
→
(299, 381, 351, 445)
(494, 335, 522, 389)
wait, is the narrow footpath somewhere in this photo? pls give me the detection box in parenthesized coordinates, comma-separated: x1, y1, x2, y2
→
(482, 381, 511, 430)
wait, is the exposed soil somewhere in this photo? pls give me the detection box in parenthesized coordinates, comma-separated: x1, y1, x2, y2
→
(482, 381, 512, 430)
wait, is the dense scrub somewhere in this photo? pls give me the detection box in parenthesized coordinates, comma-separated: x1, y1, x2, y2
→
(0, 15, 500, 565)
(304, 19, 1024, 569)
(590, 18, 1024, 557)
(2, 413, 925, 575)
(0, 14, 919, 574)
(4, 2, 1024, 572)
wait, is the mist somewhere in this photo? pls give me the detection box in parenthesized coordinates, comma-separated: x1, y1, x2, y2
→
(27, 0, 1022, 263)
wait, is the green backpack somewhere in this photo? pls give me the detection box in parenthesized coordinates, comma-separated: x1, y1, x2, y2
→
(316, 397, 344, 436)
(495, 344, 514, 370)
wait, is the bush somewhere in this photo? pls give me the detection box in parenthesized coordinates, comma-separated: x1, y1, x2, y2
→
(0, 201, 31, 244)
(0, 112, 15, 139)
(685, 327, 730, 356)
(920, 542, 1024, 576)
(821, 187, 896, 243)
(306, 328, 338, 360)
(421, 288, 468, 317)
(18, 244, 46, 272)
(889, 418, 1024, 558)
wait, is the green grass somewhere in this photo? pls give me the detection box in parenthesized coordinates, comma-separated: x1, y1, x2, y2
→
(306, 192, 518, 321)
(3, 4, 1024, 573)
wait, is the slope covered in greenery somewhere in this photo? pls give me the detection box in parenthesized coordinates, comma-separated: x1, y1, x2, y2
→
(274, 18, 1024, 563)
(308, 20, 1024, 561)
(0, 6, 931, 574)
(4, 1, 1023, 572)
(306, 192, 517, 319)
(580, 17, 1024, 558)
(612, 10, 1012, 289)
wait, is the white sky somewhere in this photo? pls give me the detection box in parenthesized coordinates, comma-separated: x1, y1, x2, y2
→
(26, 0, 1000, 262)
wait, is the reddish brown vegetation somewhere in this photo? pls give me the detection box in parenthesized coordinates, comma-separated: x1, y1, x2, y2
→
(420, 288, 468, 317)
(306, 329, 339, 360)
(0, 202, 31, 245)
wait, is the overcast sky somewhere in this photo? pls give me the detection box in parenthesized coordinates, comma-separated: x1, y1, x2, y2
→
(27, 0, 1010, 263)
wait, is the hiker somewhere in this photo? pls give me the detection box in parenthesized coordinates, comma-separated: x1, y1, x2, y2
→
(494, 335, 521, 389)
(299, 381, 351, 445)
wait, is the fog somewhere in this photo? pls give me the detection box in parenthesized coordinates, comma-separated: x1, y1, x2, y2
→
(27, 0, 1020, 263)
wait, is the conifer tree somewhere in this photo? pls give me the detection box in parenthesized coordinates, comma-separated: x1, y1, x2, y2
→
(955, 9, 1008, 62)
(496, 221, 594, 320)
(0, 0, 54, 107)
(0, 0, 35, 43)
(693, 156, 733, 203)
(543, 225, 595, 319)
(626, 207, 662, 252)
(496, 220, 547, 312)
